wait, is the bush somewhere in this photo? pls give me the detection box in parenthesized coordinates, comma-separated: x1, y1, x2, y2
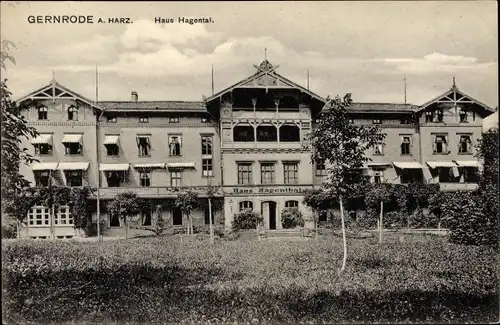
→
(1, 215, 17, 238)
(281, 207, 305, 229)
(231, 209, 263, 231)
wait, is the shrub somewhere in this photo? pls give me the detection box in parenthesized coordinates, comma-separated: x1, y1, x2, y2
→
(1, 215, 17, 238)
(281, 207, 305, 229)
(232, 209, 263, 231)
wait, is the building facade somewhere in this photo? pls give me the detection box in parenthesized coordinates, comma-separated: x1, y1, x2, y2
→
(15, 60, 496, 238)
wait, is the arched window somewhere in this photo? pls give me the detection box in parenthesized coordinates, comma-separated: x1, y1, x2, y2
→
(68, 106, 78, 121)
(279, 124, 300, 142)
(38, 106, 48, 120)
(285, 200, 299, 208)
(233, 124, 255, 142)
(239, 201, 253, 211)
(256, 124, 277, 142)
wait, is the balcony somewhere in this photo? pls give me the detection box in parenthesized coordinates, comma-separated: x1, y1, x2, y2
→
(439, 182, 478, 191)
(96, 186, 224, 199)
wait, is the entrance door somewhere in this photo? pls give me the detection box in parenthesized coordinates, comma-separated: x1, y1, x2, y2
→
(262, 201, 277, 229)
(172, 207, 183, 226)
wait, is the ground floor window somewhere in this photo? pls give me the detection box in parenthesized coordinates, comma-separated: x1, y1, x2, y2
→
(285, 200, 299, 208)
(142, 207, 152, 226)
(65, 170, 83, 187)
(239, 200, 253, 211)
(400, 169, 423, 184)
(27, 206, 73, 226)
(109, 212, 120, 227)
(172, 207, 183, 225)
(461, 167, 480, 183)
(34, 171, 51, 186)
(54, 206, 73, 225)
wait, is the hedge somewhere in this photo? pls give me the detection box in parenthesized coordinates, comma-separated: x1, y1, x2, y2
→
(3, 237, 498, 324)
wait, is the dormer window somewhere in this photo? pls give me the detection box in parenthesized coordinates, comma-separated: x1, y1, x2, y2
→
(139, 116, 149, 123)
(372, 119, 382, 124)
(425, 111, 433, 123)
(67, 106, 78, 121)
(169, 117, 180, 123)
(433, 109, 443, 122)
(38, 106, 48, 120)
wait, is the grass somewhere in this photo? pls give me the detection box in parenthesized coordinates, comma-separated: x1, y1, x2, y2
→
(2, 235, 499, 324)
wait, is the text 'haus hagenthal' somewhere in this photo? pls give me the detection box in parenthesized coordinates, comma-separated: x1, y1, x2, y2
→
(16, 59, 496, 239)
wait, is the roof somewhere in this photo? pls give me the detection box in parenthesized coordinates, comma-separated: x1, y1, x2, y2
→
(100, 101, 206, 112)
(346, 103, 415, 113)
(205, 60, 325, 104)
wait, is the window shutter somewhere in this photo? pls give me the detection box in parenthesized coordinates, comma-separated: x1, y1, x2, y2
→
(444, 135, 449, 153)
(432, 135, 436, 153)
(135, 136, 140, 147)
(456, 134, 461, 152)
(178, 136, 182, 147)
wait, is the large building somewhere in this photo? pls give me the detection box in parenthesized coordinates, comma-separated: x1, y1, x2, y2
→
(15, 60, 496, 239)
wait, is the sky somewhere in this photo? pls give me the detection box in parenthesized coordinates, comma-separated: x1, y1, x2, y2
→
(1, 1, 498, 107)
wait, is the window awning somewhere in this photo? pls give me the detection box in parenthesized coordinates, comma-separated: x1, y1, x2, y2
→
(426, 161, 457, 169)
(31, 162, 58, 171)
(58, 162, 89, 170)
(103, 135, 120, 145)
(100, 163, 130, 171)
(392, 161, 424, 169)
(166, 162, 196, 169)
(61, 134, 83, 144)
(454, 160, 480, 167)
(31, 134, 53, 145)
(366, 162, 392, 167)
(133, 163, 165, 169)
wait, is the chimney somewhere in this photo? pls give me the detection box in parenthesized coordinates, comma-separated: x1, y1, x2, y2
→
(131, 91, 138, 102)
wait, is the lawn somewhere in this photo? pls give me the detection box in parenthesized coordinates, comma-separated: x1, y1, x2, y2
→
(2, 235, 498, 324)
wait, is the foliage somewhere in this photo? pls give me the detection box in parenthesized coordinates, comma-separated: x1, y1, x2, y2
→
(107, 191, 144, 239)
(1, 40, 39, 217)
(303, 188, 337, 217)
(2, 238, 498, 324)
(281, 207, 305, 229)
(1, 215, 18, 238)
(232, 209, 263, 231)
(476, 128, 499, 189)
(153, 204, 166, 236)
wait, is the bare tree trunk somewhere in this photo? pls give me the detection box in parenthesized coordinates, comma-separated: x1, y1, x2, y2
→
(379, 201, 384, 244)
(315, 212, 318, 242)
(125, 216, 129, 239)
(208, 198, 214, 244)
(339, 196, 347, 273)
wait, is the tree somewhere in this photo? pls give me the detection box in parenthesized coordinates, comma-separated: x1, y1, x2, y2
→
(281, 207, 305, 229)
(1, 40, 39, 232)
(175, 190, 199, 235)
(303, 188, 338, 240)
(107, 191, 144, 239)
(307, 94, 385, 272)
(205, 182, 220, 244)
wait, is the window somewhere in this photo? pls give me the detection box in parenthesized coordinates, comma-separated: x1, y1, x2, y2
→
(142, 207, 152, 226)
(65, 143, 82, 155)
(106, 145, 119, 156)
(34, 144, 52, 155)
(139, 116, 149, 123)
(107, 116, 117, 123)
(438, 167, 456, 183)
(283, 162, 298, 184)
(237, 163, 253, 185)
(169, 116, 179, 123)
(433, 134, 448, 154)
(233, 125, 255, 142)
(257, 125, 277, 142)
(137, 135, 151, 156)
(459, 109, 468, 123)
(67, 106, 78, 121)
(285, 200, 298, 208)
(400, 170, 423, 184)
(425, 111, 433, 123)
(400, 136, 411, 155)
(204, 206, 215, 225)
(202, 159, 213, 177)
(373, 142, 384, 155)
(106, 171, 124, 187)
(201, 136, 213, 155)
(458, 134, 473, 154)
(55, 206, 73, 226)
(34, 171, 51, 186)
(27, 206, 50, 226)
(462, 167, 480, 183)
(372, 119, 382, 124)
(140, 171, 151, 187)
(38, 106, 48, 120)
(372, 168, 385, 184)
(169, 135, 182, 156)
(66, 170, 83, 187)
(239, 201, 253, 211)
(170, 170, 182, 187)
(434, 109, 443, 122)
(315, 159, 327, 177)
(109, 211, 120, 227)
(260, 163, 275, 184)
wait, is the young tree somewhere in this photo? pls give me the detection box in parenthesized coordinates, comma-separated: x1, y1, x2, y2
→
(175, 190, 200, 235)
(307, 94, 384, 272)
(205, 182, 220, 244)
(1, 40, 39, 229)
(107, 191, 143, 239)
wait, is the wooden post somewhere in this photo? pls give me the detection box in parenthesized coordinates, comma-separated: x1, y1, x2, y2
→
(379, 201, 384, 244)
(339, 196, 347, 273)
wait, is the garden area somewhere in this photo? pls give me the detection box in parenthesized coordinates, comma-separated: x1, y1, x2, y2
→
(2, 235, 498, 324)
